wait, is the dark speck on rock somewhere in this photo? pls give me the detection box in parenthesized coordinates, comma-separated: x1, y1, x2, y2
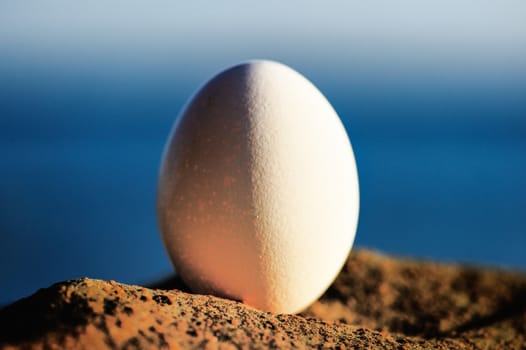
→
(152, 295, 172, 306)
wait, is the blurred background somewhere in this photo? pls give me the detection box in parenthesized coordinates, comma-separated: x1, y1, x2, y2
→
(1, 1, 525, 305)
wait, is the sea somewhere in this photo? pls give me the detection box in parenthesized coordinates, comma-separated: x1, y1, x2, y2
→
(1, 58, 525, 305)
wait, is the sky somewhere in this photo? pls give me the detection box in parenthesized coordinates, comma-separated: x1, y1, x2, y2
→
(1, 1, 525, 73)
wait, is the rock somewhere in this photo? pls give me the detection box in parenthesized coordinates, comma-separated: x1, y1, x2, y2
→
(1, 250, 525, 349)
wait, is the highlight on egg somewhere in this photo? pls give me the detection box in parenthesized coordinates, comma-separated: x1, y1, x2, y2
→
(157, 60, 359, 314)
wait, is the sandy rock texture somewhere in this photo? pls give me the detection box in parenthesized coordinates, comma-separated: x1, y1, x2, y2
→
(1, 250, 525, 349)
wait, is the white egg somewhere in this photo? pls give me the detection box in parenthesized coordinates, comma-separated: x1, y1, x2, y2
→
(157, 60, 359, 314)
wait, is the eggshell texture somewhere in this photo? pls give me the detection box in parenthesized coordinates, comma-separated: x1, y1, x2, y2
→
(157, 60, 359, 314)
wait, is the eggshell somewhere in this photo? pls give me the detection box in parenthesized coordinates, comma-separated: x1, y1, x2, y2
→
(157, 60, 359, 314)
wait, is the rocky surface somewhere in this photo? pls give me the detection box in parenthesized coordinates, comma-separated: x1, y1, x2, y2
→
(1, 250, 525, 349)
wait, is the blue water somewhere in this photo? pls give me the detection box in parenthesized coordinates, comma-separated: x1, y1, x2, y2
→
(1, 62, 525, 305)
